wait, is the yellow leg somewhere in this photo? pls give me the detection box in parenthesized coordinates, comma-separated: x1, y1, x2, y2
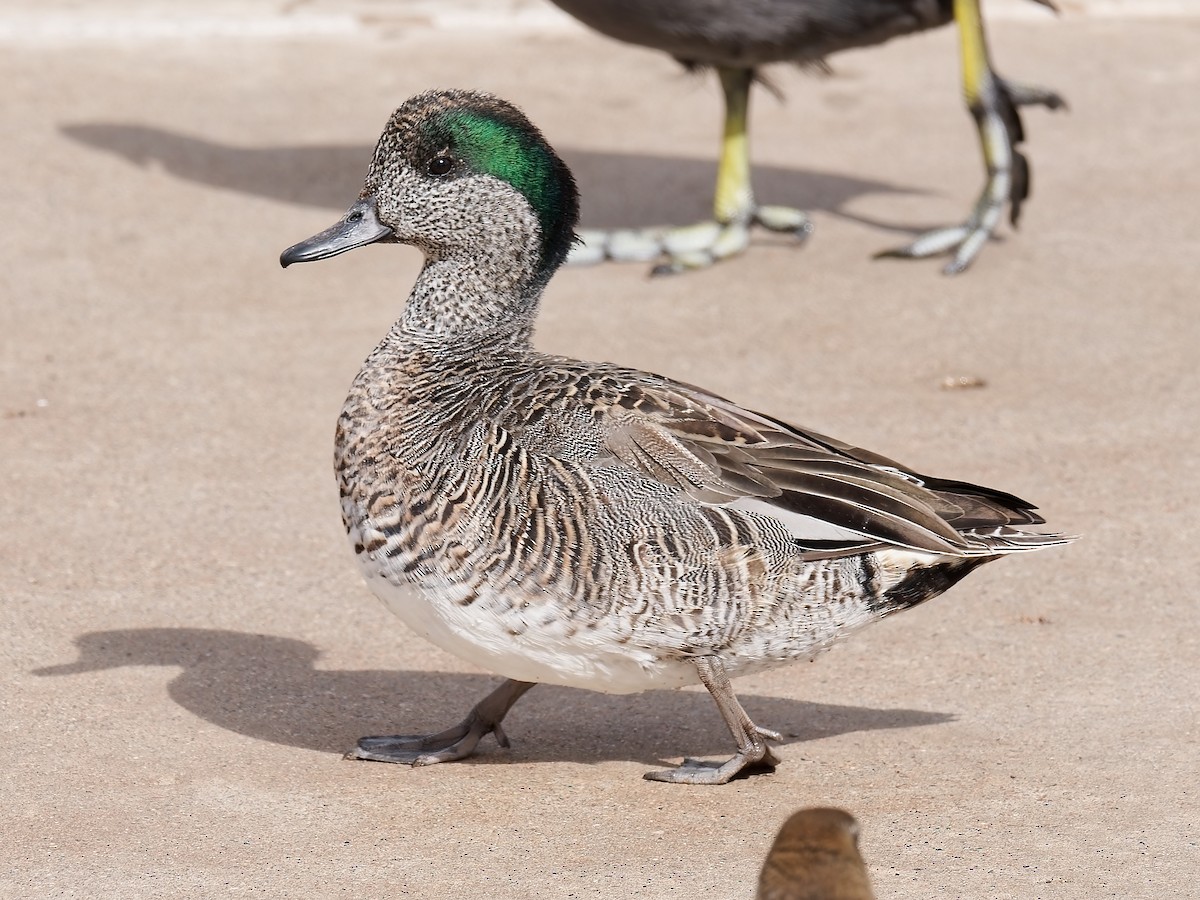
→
(876, 0, 1063, 274)
(714, 67, 755, 225)
(957, 0, 992, 108)
(567, 65, 811, 275)
(951, 0, 1010, 269)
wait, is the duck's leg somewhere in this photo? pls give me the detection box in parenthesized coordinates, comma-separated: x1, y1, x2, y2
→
(876, 0, 1064, 274)
(570, 67, 810, 275)
(347, 678, 536, 766)
(644, 656, 782, 785)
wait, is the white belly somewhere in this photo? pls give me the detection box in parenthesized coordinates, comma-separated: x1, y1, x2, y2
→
(358, 560, 700, 694)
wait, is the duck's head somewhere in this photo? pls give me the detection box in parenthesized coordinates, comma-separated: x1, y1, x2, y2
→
(280, 90, 580, 291)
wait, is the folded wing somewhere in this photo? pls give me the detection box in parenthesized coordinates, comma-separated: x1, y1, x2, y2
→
(595, 378, 1067, 558)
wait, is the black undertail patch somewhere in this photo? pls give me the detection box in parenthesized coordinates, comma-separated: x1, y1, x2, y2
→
(876, 557, 992, 613)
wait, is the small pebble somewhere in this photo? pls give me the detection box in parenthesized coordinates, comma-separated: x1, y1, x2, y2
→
(940, 375, 987, 390)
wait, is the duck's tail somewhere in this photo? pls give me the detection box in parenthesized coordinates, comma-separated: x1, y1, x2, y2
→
(958, 525, 1077, 556)
(870, 528, 1075, 615)
(917, 473, 1077, 556)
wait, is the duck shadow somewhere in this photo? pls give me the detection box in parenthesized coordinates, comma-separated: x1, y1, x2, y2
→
(60, 123, 926, 234)
(35, 628, 952, 767)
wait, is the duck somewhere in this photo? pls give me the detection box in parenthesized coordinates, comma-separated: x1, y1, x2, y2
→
(758, 808, 875, 900)
(280, 89, 1071, 784)
(547, 0, 1066, 274)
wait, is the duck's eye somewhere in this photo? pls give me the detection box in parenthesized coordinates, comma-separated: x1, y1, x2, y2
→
(428, 155, 454, 176)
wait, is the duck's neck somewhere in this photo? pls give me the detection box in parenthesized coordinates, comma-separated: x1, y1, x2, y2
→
(399, 250, 547, 349)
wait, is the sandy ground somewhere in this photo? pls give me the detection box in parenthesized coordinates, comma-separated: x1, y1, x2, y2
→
(2, 4, 1198, 898)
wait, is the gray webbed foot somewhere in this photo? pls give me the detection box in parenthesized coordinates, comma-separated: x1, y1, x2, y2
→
(345, 678, 535, 768)
(644, 656, 784, 785)
(347, 716, 507, 766)
(644, 726, 783, 785)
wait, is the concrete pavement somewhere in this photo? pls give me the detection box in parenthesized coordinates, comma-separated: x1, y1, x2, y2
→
(2, 6, 1197, 898)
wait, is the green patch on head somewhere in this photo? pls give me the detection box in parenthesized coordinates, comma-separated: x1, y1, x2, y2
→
(435, 106, 577, 276)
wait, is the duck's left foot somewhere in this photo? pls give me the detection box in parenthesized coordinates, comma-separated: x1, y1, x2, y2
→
(348, 722, 493, 766)
(345, 678, 535, 767)
(570, 206, 811, 276)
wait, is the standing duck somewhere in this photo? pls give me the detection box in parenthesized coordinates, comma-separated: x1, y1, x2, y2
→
(548, 0, 1065, 274)
(280, 90, 1070, 784)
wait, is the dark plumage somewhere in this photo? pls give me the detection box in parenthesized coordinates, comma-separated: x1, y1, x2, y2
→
(554, 0, 955, 67)
(550, 0, 1065, 274)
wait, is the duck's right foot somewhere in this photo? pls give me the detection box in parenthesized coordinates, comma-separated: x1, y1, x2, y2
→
(643, 732, 783, 785)
(569, 205, 811, 276)
(641, 655, 785, 785)
(346, 678, 535, 767)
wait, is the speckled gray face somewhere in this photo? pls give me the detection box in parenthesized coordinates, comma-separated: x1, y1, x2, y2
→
(281, 90, 579, 284)
(361, 90, 580, 278)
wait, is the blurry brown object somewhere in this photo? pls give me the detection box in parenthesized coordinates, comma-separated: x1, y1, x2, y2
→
(940, 374, 988, 390)
(757, 808, 875, 900)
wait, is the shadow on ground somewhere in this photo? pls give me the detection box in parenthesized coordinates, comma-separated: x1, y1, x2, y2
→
(60, 123, 922, 232)
(36, 628, 952, 768)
